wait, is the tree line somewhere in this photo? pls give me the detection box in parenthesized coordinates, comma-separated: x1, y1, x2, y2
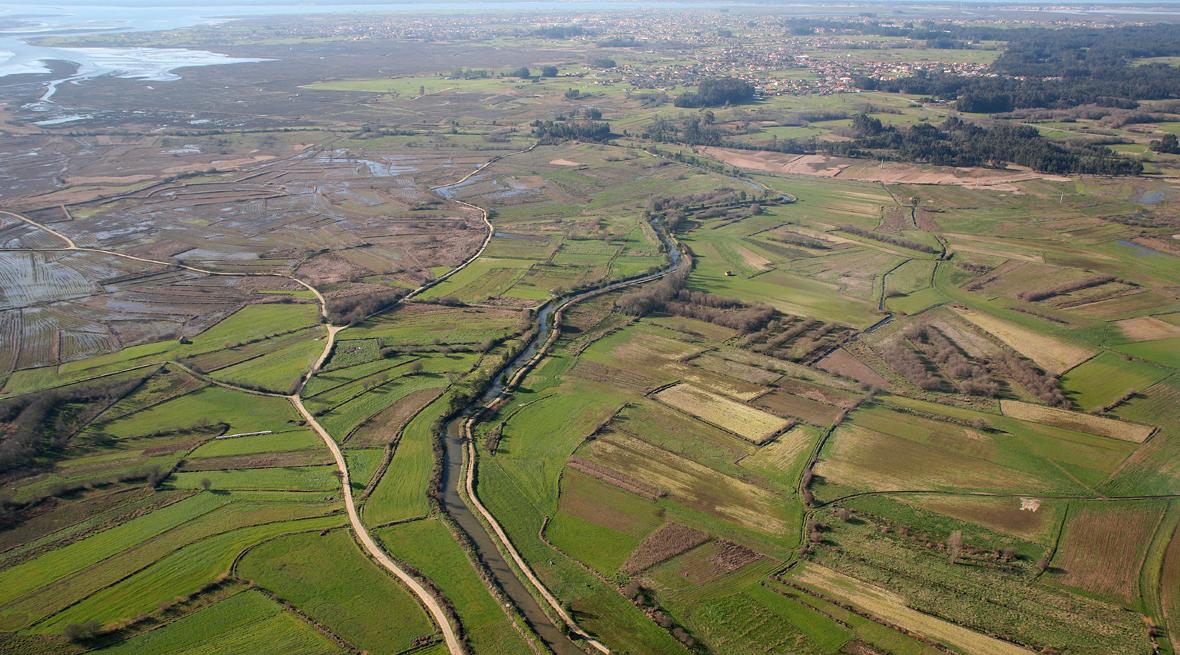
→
(644, 112, 1142, 175)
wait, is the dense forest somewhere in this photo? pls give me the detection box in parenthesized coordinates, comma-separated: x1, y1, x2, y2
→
(674, 77, 756, 108)
(843, 114, 1143, 175)
(848, 23, 1180, 110)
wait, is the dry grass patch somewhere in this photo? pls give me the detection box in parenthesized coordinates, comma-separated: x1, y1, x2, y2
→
(953, 306, 1094, 374)
(906, 495, 1054, 541)
(346, 387, 443, 447)
(654, 383, 792, 444)
(1116, 316, 1180, 342)
(738, 426, 813, 473)
(817, 424, 1045, 494)
(584, 432, 788, 534)
(566, 457, 663, 500)
(792, 564, 1036, 655)
(1000, 400, 1154, 443)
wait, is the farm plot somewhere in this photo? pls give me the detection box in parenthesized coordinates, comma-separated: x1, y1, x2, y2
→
(621, 522, 709, 574)
(210, 329, 326, 394)
(1115, 337, 1180, 369)
(579, 430, 790, 536)
(237, 529, 436, 653)
(1060, 350, 1171, 411)
(654, 383, 790, 444)
(546, 468, 665, 575)
(0, 492, 231, 609)
(97, 590, 342, 655)
(0, 498, 338, 631)
(35, 514, 346, 633)
(752, 388, 844, 426)
(345, 386, 444, 448)
(362, 392, 451, 525)
(343, 303, 521, 347)
(737, 426, 820, 489)
(102, 385, 304, 438)
(1115, 316, 1180, 342)
(377, 518, 536, 655)
(805, 507, 1150, 655)
(168, 466, 340, 492)
(816, 348, 889, 388)
(644, 547, 844, 655)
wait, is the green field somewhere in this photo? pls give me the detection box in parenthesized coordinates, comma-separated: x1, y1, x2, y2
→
(4, 15, 1180, 655)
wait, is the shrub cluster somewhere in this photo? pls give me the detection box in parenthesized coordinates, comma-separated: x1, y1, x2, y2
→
(326, 289, 408, 325)
(840, 225, 939, 254)
(1018, 275, 1116, 302)
(907, 325, 999, 397)
(885, 341, 948, 391)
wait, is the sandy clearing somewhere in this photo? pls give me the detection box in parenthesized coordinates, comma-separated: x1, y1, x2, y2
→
(1116, 316, 1180, 341)
(1000, 399, 1155, 443)
(700, 146, 1068, 190)
(65, 174, 156, 186)
(549, 159, 583, 167)
(734, 244, 773, 271)
(952, 306, 1093, 374)
(793, 564, 1036, 655)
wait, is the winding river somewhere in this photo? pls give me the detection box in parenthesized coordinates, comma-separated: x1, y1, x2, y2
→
(437, 213, 684, 654)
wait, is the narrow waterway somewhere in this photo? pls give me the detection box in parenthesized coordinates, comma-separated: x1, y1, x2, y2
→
(438, 217, 683, 654)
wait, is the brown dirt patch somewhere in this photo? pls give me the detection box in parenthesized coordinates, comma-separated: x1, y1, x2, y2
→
(907, 495, 1052, 540)
(549, 159, 582, 167)
(1055, 503, 1164, 604)
(753, 389, 843, 426)
(1163, 521, 1180, 655)
(1116, 316, 1180, 342)
(622, 522, 709, 574)
(179, 450, 333, 471)
(817, 348, 889, 388)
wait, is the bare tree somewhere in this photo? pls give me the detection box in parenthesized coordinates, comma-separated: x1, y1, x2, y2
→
(947, 530, 964, 563)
